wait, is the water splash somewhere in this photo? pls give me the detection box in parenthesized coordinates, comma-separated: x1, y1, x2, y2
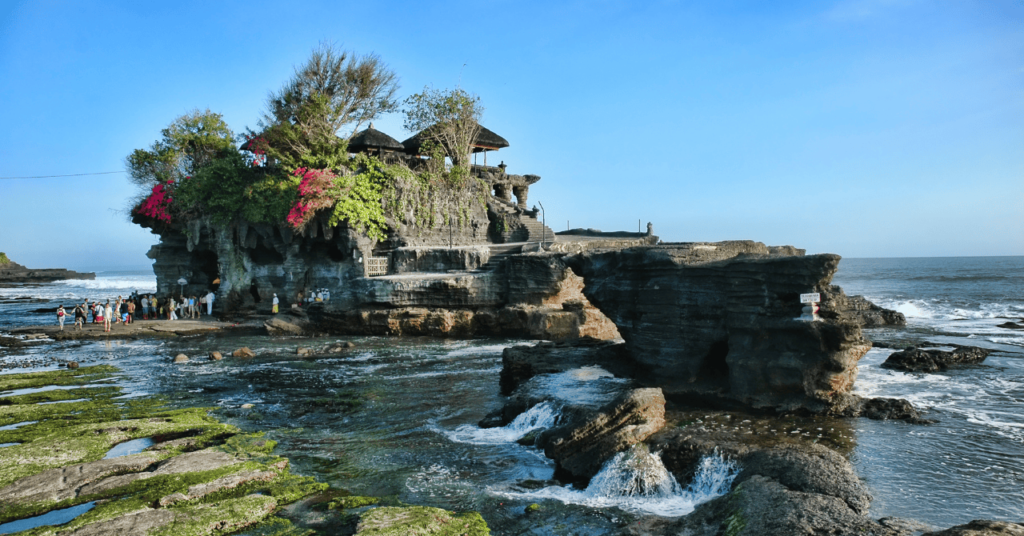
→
(442, 402, 560, 445)
(495, 445, 739, 517)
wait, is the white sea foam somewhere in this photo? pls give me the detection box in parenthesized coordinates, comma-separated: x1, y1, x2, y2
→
(441, 402, 559, 445)
(494, 447, 738, 517)
(520, 366, 629, 407)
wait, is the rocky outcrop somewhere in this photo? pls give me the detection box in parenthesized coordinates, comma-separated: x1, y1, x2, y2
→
(564, 241, 872, 414)
(820, 286, 906, 327)
(0, 259, 94, 283)
(882, 345, 991, 372)
(921, 520, 1024, 536)
(535, 388, 666, 485)
(653, 475, 901, 536)
(646, 419, 895, 536)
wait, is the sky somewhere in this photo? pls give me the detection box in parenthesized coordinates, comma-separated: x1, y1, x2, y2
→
(0, 0, 1021, 271)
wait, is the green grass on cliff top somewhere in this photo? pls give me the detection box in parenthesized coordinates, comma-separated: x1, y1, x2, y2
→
(0, 252, 10, 265)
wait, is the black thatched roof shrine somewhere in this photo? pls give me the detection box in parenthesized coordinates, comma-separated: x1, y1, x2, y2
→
(402, 124, 510, 155)
(348, 123, 405, 153)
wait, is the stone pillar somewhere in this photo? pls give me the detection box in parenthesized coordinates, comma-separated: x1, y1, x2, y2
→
(494, 183, 512, 203)
(512, 185, 529, 208)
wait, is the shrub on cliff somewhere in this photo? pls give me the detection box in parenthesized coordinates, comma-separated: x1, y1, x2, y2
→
(0, 252, 9, 265)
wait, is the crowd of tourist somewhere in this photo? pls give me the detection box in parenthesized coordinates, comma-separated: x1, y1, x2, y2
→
(55, 290, 216, 331)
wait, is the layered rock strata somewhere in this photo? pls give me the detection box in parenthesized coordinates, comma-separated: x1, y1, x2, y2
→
(564, 241, 873, 413)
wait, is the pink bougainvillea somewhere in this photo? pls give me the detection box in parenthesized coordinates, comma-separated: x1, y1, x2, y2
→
(287, 168, 340, 230)
(135, 180, 174, 223)
(243, 134, 268, 167)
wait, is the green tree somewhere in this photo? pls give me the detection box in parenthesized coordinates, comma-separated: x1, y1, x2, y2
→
(126, 109, 235, 188)
(257, 42, 400, 170)
(403, 87, 482, 169)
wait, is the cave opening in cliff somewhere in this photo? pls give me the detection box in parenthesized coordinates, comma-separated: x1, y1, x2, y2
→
(195, 250, 220, 291)
(250, 241, 284, 265)
(698, 340, 730, 387)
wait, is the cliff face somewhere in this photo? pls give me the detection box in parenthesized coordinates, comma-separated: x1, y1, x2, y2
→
(564, 241, 871, 413)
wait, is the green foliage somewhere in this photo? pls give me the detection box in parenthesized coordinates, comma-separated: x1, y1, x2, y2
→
(173, 151, 298, 225)
(257, 42, 399, 170)
(403, 87, 482, 167)
(127, 109, 234, 188)
(0, 252, 10, 265)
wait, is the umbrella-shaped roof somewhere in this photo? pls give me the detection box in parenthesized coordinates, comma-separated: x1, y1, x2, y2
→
(348, 123, 405, 153)
(402, 124, 510, 155)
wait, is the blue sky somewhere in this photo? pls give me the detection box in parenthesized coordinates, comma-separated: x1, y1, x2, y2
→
(0, 0, 1021, 270)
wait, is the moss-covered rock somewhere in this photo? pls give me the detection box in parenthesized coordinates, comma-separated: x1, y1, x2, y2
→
(354, 506, 490, 536)
(0, 367, 327, 536)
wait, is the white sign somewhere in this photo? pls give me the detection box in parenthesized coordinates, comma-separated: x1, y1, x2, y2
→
(800, 293, 820, 304)
(177, 278, 188, 285)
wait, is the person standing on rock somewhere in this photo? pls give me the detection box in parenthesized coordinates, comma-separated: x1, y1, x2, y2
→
(169, 297, 177, 320)
(141, 295, 149, 320)
(126, 300, 135, 324)
(191, 295, 198, 319)
(205, 290, 215, 316)
(151, 296, 158, 320)
(57, 305, 66, 331)
(272, 293, 279, 314)
(103, 301, 113, 332)
(74, 303, 85, 330)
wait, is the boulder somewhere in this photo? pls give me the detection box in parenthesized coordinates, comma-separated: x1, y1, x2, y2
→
(537, 388, 666, 485)
(657, 475, 901, 536)
(734, 444, 872, 514)
(67, 361, 79, 369)
(208, 351, 223, 361)
(232, 347, 255, 358)
(921, 520, 1024, 536)
(265, 316, 305, 335)
(173, 354, 189, 364)
(296, 347, 314, 356)
(997, 322, 1024, 331)
(882, 345, 991, 372)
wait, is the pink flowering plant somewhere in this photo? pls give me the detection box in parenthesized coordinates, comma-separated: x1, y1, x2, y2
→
(285, 155, 389, 240)
(134, 180, 176, 223)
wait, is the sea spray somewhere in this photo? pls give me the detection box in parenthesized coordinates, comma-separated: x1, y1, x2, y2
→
(442, 402, 560, 445)
(495, 445, 739, 517)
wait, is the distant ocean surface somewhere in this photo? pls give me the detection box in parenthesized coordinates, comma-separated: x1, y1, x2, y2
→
(834, 256, 1024, 526)
(1, 257, 1022, 528)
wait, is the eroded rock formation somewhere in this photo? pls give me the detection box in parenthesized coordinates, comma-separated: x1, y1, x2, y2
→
(564, 241, 872, 413)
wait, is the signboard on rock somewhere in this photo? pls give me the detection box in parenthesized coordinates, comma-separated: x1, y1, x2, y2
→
(800, 293, 820, 304)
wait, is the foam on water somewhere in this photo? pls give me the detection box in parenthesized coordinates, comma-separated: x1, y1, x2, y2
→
(496, 447, 738, 517)
(441, 402, 559, 445)
(519, 366, 630, 408)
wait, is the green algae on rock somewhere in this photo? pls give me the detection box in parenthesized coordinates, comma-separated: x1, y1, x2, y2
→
(354, 506, 490, 536)
(0, 367, 326, 536)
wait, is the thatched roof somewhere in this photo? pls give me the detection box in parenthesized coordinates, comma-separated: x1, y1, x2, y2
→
(402, 124, 510, 155)
(348, 123, 405, 153)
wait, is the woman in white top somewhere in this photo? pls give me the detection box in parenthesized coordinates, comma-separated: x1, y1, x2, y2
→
(169, 298, 178, 320)
(104, 302, 113, 332)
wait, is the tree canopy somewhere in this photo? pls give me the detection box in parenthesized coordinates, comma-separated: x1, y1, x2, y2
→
(403, 87, 482, 169)
(258, 42, 400, 170)
(126, 109, 234, 187)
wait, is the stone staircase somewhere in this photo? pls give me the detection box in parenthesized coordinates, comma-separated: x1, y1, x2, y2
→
(521, 214, 556, 245)
(478, 243, 523, 272)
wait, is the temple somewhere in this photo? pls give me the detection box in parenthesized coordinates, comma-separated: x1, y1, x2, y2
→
(143, 124, 657, 317)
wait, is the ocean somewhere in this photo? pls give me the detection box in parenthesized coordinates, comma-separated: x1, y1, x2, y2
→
(0, 256, 1021, 530)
